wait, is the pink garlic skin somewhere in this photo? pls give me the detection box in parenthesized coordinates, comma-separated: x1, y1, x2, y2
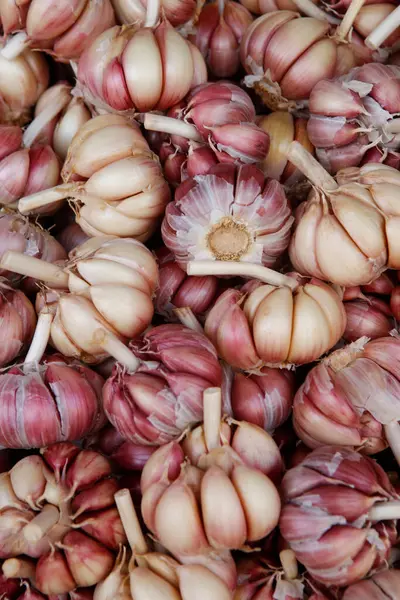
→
(391, 285, 400, 321)
(0, 0, 116, 62)
(190, 1, 253, 77)
(308, 64, 400, 173)
(166, 82, 270, 166)
(293, 336, 400, 454)
(342, 569, 400, 599)
(280, 446, 398, 588)
(240, 11, 375, 110)
(56, 222, 90, 254)
(77, 21, 207, 114)
(0, 285, 36, 368)
(162, 163, 292, 270)
(0, 125, 60, 207)
(343, 296, 393, 342)
(0, 212, 66, 283)
(155, 248, 220, 320)
(103, 324, 230, 445)
(231, 368, 295, 431)
(0, 355, 106, 448)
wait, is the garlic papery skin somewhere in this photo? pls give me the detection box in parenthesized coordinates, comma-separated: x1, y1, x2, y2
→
(0, 41, 48, 125)
(18, 115, 170, 239)
(240, 4, 376, 111)
(112, 0, 198, 28)
(1, 236, 158, 365)
(343, 295, 393, 342)
(23, 83, 91, 160)
(0, 212, 66, 285)
(342, 569, 400, 599)
(0, 350, 106, 448)
(76, 18, 207, 116)
(280, 445, 399, 587)
(308, 63, 400, 173)
(202, 273, 346, 370)
(231, 367, 295, 432)
(0, 282, 36, 368)
(0, 0, 116, 63)
(188, 1, 253, 78)
(103, 324, 230, 445)
(0, 443, 125, 593)
(0, 124, 61, 211)
(292, 335, 400, 461)
(162, 163, 292, 270)
(140, 387, 281, 557)
(288, 142, 400, 286)
(144, 82, 270, 168)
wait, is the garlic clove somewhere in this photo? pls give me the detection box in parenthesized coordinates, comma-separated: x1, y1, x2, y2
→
(62, 530, 114, 587)
(177, 564, 232, 600)
(253, 286, 293, 365)
(130, 566, 181, 600)
(232, 465, 281, 542)
(36, 549, 76, 595)
(201, 465, 247, 549)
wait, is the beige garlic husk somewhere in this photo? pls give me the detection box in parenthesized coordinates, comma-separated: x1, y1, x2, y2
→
(23, 82, 91, 159)
(17, 114, 171, 241)
(0, 236, 158, 365)
(288, 141, 400, 287)
(188, 261, 346, 369)
(94, 488, 234, 600)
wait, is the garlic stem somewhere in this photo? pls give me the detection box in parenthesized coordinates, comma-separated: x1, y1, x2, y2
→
(2, 557, 36, 580)
(369, 500, 400, 521)
(336, 0, 366, 41)
(24, 312, 54, 367)
(0, 32, 29, 60)
(23, 92, 71, 149)
(187, 260, 298, 290)
(292, 0, 340, 24)
(93, 329, 140, 372)
(143, 113, 203, 142)
(203, 387, 222, 452)
(174, 307, 204, 334)
(384, 421, 400, 467)
(366, 5, 400, 49)
(218, 0, 225, 16)
(22, 504, 60, 543)
(286, 142, 338, 191)
(0, 251, 69, 288)
(115, 489, 148, 555)
(18, 183, 76, 214)
(279, 549, 298, 580)
(144, 0, 161, 27)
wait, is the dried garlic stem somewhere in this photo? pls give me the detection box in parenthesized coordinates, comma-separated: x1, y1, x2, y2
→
(0, 252, 69, 288)
(187, 260, 298, 290)
(369, 500, 400, 521)
(0, 32, 29, 60)
(24, 312, 54, 366)
(384, 421, 400, 467)
(174, 307, 204, 333)
(145, 0, 161, 27)
(144, 114, 202, 142)
(203, 387, 222, 452)
(292, 0, 340, 24)
(93, 329, 140, 372)
(115, 489, 148, 555)
(18, 183, 75, 214)
(286, 142, 338, 191)
(22, 504, 60, 543)
(366, 5, 400, 49)
(2, 557, 36, 579)
(336, 0, 366, 41)
(279, 549, 298, 580)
